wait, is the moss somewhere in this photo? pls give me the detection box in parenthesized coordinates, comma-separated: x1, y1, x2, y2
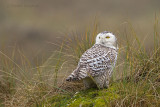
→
(38, 94, 71, 107)
(39, 81, 160, 106)
(94, 98, 106, 107)
(51, 95, 71, 106)
(38, 83, 121, 106)
(68, 98, 93, 107)
(67, 85, 119, 107)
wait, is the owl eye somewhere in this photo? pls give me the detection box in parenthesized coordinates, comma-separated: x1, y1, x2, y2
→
(106, 36, 110, 39)
(99, 37, 101, 39)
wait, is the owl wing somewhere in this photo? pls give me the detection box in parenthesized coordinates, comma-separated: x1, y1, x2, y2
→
(78, 44, 117, 78)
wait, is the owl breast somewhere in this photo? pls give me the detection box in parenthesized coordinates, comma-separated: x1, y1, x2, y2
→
(79, 44, 118, 77)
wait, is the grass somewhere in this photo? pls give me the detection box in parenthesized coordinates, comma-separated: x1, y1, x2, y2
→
(38, 81, 159, 107)
(0, 19, 160, 107)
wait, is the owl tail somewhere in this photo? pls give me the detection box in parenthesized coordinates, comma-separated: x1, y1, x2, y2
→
(66, 69, 79, 81)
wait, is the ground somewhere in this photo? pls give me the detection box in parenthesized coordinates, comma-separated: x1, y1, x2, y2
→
(38, 81, 160, 107)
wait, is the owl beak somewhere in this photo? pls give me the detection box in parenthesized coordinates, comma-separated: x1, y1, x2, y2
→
(101, 39, 105, 44)
(102, 42, 105, 44)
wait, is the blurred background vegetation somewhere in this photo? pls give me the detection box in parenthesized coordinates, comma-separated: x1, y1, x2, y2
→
(0, 0, 160, 63)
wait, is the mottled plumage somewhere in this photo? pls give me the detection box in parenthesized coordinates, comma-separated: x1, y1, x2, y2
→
(66, 31, 118, 89)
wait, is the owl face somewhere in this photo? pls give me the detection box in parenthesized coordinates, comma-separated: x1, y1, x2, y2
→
(96, 31, 116, 47)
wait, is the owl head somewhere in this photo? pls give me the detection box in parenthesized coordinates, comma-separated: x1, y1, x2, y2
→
(95, 31, 117, 48)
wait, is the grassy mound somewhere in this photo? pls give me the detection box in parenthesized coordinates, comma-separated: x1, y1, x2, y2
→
(39, 81, 160, 107)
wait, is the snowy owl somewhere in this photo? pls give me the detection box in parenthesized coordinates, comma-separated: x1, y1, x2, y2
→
(66, 31, 118, 89)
